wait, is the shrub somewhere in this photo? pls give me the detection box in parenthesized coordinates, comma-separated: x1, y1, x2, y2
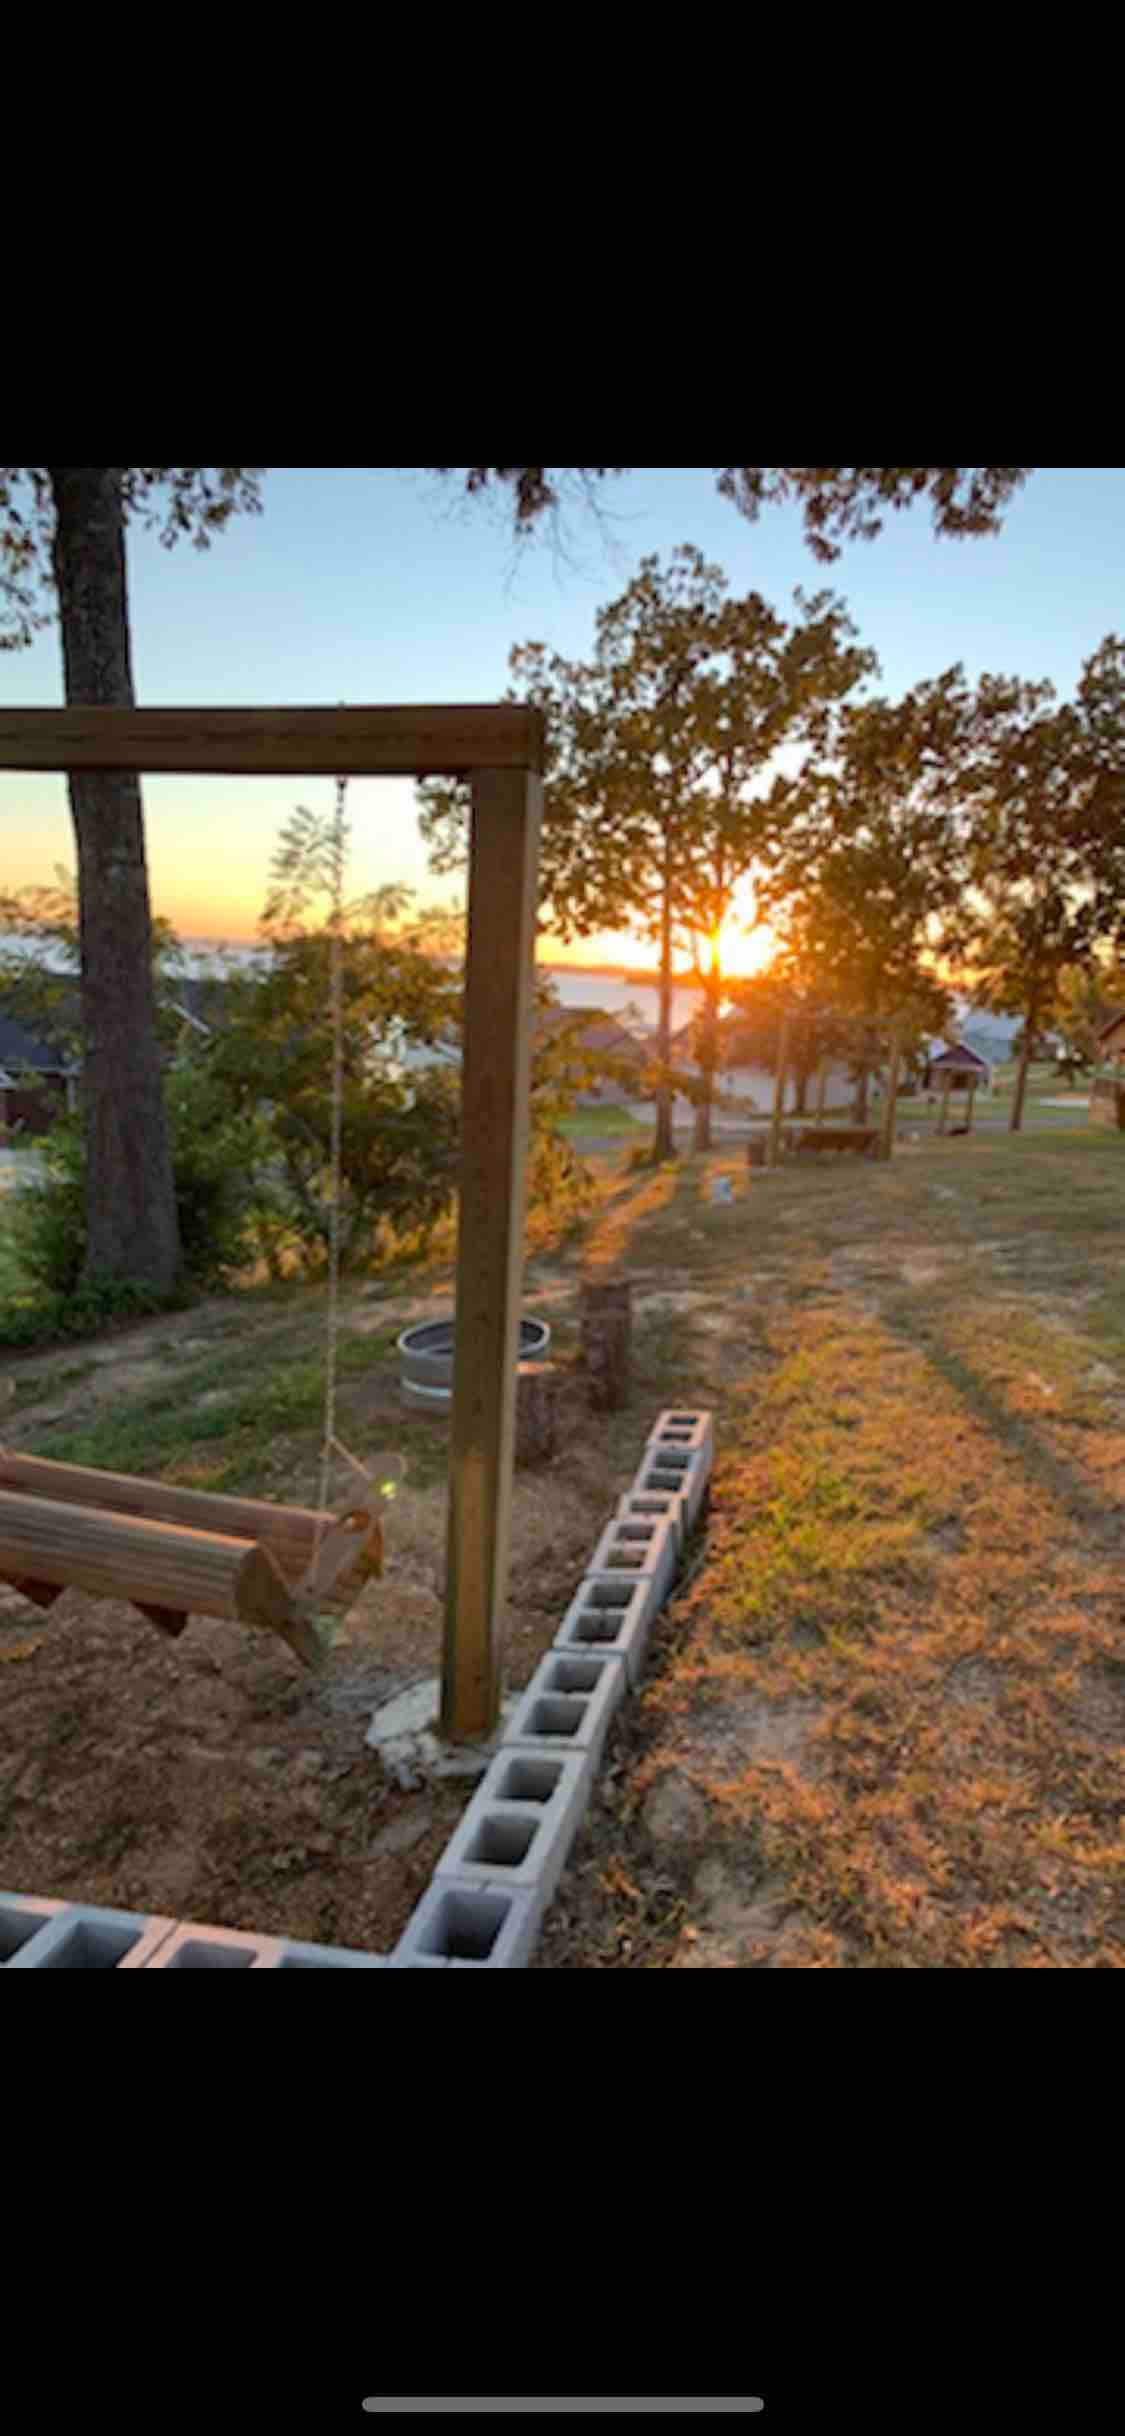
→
(4, 1116, 87, 1296)
(162, 1056, 269, 1288)
(3, 1057, 267, 1315)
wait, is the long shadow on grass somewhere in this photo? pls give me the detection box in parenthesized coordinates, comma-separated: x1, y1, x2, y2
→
(882, 1295, 1114, 1542)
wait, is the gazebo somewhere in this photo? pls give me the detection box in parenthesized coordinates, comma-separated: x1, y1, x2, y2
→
(923, 1041, 990, 1132)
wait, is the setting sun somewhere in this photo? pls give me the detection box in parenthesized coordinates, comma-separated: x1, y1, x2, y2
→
(714, 918, 777, 978)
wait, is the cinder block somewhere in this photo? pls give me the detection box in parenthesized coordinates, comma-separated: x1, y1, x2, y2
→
(554, 1570, 662, 1686)
(646, 1408, 715, 1466)
(503, 1647, 627, 1769)
(276, 1940, 387, 1969)
(617, 1485, 689, 1554)
(433, 1746, 591, 1902)
(585, 1512, 678, 1606)
(635, 1440, 708, 1528)
(141, 1920, 288, 1969)
(3, 1902, 178, 1969)
(389, 1881, 542, 1969)
(0, 1893, 66, 1967)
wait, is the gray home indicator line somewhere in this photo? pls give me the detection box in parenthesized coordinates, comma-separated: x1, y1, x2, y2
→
(361, 2404, 765, 2417)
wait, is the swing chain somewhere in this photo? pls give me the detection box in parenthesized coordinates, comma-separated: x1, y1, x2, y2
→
(315, 765, 348, 1540)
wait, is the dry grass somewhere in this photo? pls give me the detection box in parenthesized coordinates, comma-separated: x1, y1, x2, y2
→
(536, 1125, 1125, 1968)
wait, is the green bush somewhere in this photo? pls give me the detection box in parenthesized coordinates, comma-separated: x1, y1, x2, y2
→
(162, 1056, 270, 1288)
(4, 1117, 87, 1296)
(525, 1124, 592, 1233)
(3, 1057, 267, 1320)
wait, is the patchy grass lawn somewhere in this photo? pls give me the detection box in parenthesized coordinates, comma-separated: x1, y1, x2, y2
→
(536, 1124, 1125, 1968)
(557, 1105, 645, 1140)
(6, 1119, 1125, 1965)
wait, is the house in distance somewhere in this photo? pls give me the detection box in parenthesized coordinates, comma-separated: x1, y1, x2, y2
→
(0, 1015, 76, 1136)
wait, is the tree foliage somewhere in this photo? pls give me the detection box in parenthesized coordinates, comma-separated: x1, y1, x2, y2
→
(429, 467, 1031, 558)
(0, 468, 264, 649)
(949, 638, 1125, 1128)
(1053, 952, 1125, 1078)
(0, 866, 189, 1066)
(419, 543, 874, 1153)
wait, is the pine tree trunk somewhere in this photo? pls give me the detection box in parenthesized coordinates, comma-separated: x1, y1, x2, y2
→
(1010, 1014, 1035, 1133)
(652, 829, 675, 1161)
(692, 951, 721, 1154)
(49, 468, 181, 1293)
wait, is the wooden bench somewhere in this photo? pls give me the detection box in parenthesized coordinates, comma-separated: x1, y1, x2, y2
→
(782, 1125, 881, 1159)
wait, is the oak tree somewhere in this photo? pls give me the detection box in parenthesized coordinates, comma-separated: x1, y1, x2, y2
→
(951, 641, 1125, 1129)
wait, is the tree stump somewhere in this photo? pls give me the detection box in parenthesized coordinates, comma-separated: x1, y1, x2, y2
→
(580, 1276, 632, 1412)
(514, 1361, 559, 1466)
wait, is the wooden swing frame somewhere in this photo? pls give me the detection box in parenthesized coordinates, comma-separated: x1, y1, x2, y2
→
(0, 704, 545, 1739)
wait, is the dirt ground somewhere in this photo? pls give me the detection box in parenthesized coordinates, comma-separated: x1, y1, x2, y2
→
(0, 1196, 695, 1956)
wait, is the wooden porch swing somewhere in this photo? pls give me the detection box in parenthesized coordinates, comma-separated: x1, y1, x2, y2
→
(0, 705, 544, 1733)
(0, 1449, 383, 1666)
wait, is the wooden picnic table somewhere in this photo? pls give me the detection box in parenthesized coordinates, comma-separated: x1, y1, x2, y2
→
(781, 1124, 881, 1158)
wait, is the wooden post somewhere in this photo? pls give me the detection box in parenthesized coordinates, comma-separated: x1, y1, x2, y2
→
(966, 1078, 976, 1134)
(581, 1277, 633, 1412)
(514, 1362, 559, 1467)
(767, 1013, 790, 1169)
(938, 1077, 950, 1135)
(442, 766, 542, 1743)
(879, 1020, 903, 1161)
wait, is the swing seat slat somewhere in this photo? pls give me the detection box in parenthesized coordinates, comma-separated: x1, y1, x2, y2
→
(0, 1470, 381, 1669)
(0, 1449, 337, 1587)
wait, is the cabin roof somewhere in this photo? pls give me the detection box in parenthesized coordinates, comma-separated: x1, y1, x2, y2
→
(928, 1040, 990, 1072)
(0, 1013, 68, 1074)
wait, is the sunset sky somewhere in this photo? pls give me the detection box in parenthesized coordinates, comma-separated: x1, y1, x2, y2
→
(2, 467, 1123, 969)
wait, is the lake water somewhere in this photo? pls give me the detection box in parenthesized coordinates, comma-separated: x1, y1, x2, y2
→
(543, 970, 707, 1039)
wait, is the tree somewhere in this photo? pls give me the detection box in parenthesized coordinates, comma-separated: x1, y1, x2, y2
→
(421, 550, 728, 1159)
(1054, 951, 1125, 1081)
(210, 808, 636, 1271)
(768, 677, 981, 1101)
(1, 468, 264, 1293)
(420, 548, 873, 1158)
(950, 639, 1125, 1131)
(723, 970, 857, 1116)
(209, 807, 463, 1271)
(672, 584, 875, 1145)
(767, 683, 971, 1116)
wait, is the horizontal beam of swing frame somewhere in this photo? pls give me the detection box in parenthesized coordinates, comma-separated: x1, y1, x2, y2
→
(0, 702, 546, 1744)
(0, 703, 545, 780)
